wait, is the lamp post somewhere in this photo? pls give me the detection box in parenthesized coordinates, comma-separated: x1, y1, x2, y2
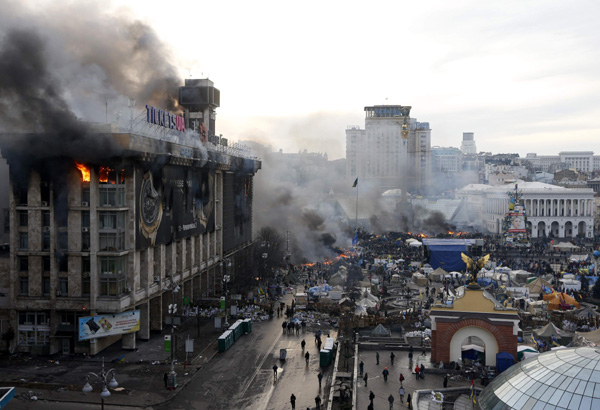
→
(221, 258, 231, 327)
(164, 280, 180, 389)
(82, 357, 118, 410)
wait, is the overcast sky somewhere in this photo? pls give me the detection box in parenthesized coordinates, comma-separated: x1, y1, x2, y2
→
(21, 0, 600, 159)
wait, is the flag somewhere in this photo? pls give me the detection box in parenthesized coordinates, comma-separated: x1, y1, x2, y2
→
(352, 177, 358, 188)
(352, 231, 359, 246)
(469, 380, 476, 403)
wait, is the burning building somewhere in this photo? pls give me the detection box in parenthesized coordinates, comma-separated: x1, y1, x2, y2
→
(0, 79, 260, 355)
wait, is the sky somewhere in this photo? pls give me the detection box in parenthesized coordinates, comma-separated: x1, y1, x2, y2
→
(9, 0, 600, 160)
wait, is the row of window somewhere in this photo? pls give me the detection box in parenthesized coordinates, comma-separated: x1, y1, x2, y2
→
(18, 270, 126, 297)
(15, 184, 126, 207)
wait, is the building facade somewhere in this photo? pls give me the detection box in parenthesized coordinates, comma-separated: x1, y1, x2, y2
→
(0, 80, 260, 355)
(457, 181, 595, 239)
(460, 132, 477, 155)
(345, 105, 431, 194)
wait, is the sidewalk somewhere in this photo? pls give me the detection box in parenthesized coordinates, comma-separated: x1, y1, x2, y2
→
(0, 316, 224, 407)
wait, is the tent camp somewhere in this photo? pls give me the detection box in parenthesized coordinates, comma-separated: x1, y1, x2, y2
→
(543, 292, 580, 310)
(534, 322, 573, 344)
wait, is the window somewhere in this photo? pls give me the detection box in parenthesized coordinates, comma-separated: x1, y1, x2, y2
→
(42, 230, 50, 251)
(18, 311, 49, 346)
(58, 231, 68, 250)
(82, 186, 90, 205)
(81, 211, 90, 227)
(82, 231, 90, 251)
(99, 232, 125, 251)
(19, 276, 29, 295)
(19, 232, 28, 250)
(58, 255, 68, 273)
(42, 211, 50, 227)
(99, 211, 126, 251)
(98, 255, 127, 296)
(19, 211, 28, 227)
(18, 256, 28, 272)
(82, 257, 91, 296)
(58, 277, 68, 296)
(42, 256, 51, 272)
(42, 276, 50, 296)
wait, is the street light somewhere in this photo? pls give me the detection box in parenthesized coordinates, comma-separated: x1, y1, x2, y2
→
(82, 357, 118, 410)
(164, 280, 180, 390)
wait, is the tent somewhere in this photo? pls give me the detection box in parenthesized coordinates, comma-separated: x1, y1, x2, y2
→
(409, 241, 422, 247)
(496, 352, 515, 373)
(517, 346, 538, 361)
(534, 322, 573, 344)
(371, 324, 391, 337)
(461, 344, 484, 361)
(526, 277, 552, 295)
(430, 267, 447, 282)
(553, 242, 580, 250)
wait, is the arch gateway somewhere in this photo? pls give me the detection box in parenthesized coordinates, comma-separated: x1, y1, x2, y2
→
(429, 290, 519, 365)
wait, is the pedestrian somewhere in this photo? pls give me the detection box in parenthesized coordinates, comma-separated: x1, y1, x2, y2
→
(398, 386, 405, 403)
(315, 395, 322, 410)
(317, 338, 322, 351)
(301, 339, 306, 350)
(399, 373, 405, 386)
(290, 393, 296, 409)
(383, 367, 389, 382)
(420, 363, 425, 379)
(376, 352, 380, 365)
(369, 390, 375, 405)
(388, 393, 395, 409)
(364, 372, 368, 387)
(318, 371, 323, 388)
(305, 351, 310, 364)
(163, 372, 168, 388)
(390, 351, 395, 365)
(414, 365, 420, 379)
(422, 345, 426, 356)
(360, 360, 364, 376)
(443, 374, 448, 388)
(406, 393, 412, 409)
(273, 364, 278, 381)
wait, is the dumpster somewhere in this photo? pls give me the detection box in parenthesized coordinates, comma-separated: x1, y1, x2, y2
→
(280, 348, 287, 360)
(242, 318, 253, 334)
(320, 349, 331, 367)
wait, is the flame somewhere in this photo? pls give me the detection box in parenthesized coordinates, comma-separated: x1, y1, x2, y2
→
(448, 231, 455, 235)
(418, 233, 427, 238)
(99, 166, 111, 183)
(75, 162, 90, 182)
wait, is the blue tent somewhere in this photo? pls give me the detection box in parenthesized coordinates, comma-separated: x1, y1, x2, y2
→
(496, 352, 515, 373)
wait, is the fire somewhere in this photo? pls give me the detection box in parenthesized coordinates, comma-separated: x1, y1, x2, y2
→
(75, 162, 90, 182)
(418, 233, 427, 238)
(99, 166, 111, 183)
(448, 231, 455, 235)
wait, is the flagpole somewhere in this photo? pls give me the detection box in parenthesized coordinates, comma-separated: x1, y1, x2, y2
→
(355, 179, 359, 229)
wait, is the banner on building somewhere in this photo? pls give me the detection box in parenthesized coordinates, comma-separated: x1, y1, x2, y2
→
(78, 310, 140, 341)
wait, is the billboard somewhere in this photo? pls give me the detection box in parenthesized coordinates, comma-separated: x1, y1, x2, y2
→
(78, 310, 140, 341)
(136, 164, 215, 249)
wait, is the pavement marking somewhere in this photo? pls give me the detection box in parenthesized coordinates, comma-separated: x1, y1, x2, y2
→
(239, 327, 283, 397)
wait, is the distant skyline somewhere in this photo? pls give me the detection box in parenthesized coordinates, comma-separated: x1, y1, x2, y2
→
(15, 0, 600, 160)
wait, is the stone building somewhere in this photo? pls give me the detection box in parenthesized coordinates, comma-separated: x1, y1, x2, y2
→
(0, 80, 260, 355)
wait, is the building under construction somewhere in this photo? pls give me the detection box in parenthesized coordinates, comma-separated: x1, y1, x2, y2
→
(0, 79, 261, 355)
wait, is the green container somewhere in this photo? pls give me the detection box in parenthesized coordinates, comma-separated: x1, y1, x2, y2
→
(243, 318, 252, 334)
(320, 349, 331, 367)
(218, 330, 233, 353)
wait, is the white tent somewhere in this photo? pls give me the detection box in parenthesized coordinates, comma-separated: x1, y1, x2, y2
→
(409, 241, 422, 247)
(554, 242, 580, 250)
(461, 344, 485, 352)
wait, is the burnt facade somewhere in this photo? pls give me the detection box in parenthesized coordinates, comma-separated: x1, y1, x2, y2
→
(0, 85, 260, 355)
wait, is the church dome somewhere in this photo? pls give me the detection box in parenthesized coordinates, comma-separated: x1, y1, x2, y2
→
(479, 347, 600, 409)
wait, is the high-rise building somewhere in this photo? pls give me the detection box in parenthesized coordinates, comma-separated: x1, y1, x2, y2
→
(460, 132, 477, 155)
(0, 80, 261, 355)
(345, 105, 431, 194)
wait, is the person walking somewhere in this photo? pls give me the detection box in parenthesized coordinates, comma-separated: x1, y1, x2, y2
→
(301, 339, 306, 350)
(398, 386, 405, 404)
(318, 371, 323, 389)
(305, 351, 310, 364)
(369, 390, 375, 405)
(315, 395, 322, 410)
(399, 373, 405, 386)
(406, 393, 412, 409)
(443, 374, 448, 388)
(163, 372, 168, 388)
(390, 351, 395, 365)
(290, 393, 296, 409)
(420, 363, 425, 379)
(359, 360, 364, 376)
(376, 352, 380, 365)
(273, 364, 278, 381)
(317, 338, 322, 351)
(363, 372, 369, 387)
(383, 367, 389, 382)
(414, 365, 420, 380)
(388, 393, 395, 409)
